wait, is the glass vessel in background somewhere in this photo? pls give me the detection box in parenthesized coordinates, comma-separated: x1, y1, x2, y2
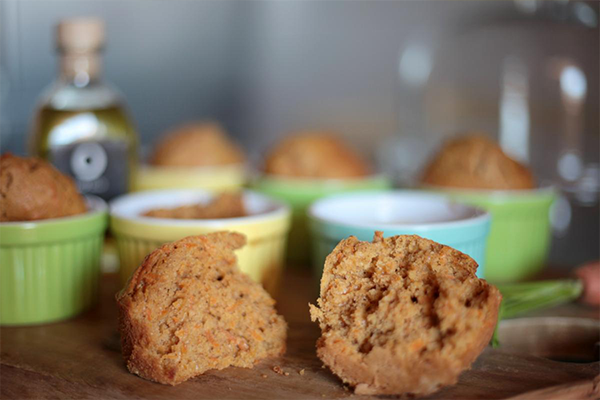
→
(385, 1, 599, 267)
(29, 18, 138, 201)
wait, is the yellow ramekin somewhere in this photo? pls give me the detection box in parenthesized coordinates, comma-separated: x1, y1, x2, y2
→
(131, 163, 246, 192)
(109, 190, 291, 295)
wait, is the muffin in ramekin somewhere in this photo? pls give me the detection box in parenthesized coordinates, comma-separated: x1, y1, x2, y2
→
(253, 132, 392, 264)
(109, 190, 291, 295)
(420, 134, 555, 283)
(133, 122, 247, 192)
(0, 154, 107, 325)
(1, 197, 107, 325)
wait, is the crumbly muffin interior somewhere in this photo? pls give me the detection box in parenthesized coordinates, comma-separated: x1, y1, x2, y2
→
(119, 233, 286, 385)
(310, 232, 500, 390)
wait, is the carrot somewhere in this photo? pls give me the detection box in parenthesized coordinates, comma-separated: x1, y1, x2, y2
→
(409, 339, 425, 351)
(205, 332, 220, 348)
(227, 300, 241, 312)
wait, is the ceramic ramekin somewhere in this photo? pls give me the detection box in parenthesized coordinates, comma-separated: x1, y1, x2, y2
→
(424, 186, 555, 283)
(109, 189, 291, 295)
(308, 190, 491, 279)
(252, 174, 392, 265)
(0, 197, 108, 326)
(132, 163, 246, 192)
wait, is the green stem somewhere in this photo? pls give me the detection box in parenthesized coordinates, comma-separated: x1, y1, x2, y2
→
(491, 279, 583, 348)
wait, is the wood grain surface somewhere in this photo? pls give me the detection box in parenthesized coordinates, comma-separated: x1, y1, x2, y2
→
(1, 271, 598, 399)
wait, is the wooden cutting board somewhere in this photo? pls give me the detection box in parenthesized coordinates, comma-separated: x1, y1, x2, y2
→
(1, 271, 598, 399)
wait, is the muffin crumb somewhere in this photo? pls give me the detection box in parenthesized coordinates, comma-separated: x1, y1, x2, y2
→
(272, 366, 285, 375)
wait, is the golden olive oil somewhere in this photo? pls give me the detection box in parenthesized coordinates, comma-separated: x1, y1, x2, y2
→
(28, 18, 138, 200)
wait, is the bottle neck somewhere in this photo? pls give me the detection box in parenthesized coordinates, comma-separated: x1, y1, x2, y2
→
(59, 51, 102, 86)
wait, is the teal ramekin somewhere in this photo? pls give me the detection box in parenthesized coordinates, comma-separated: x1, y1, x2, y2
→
(252, 174, 392, 265)
(308, 190, 491, 280)
(0, 197, 108, 326)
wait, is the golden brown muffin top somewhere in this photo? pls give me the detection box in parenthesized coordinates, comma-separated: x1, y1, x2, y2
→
(421, 134, 535, 190)
(150, 122, 245, 167)
(142, 192, 245, 219)
(310, 232, 501, 395)
(264, 132, 371, 179)
(0, 153, 87, 222)
(117, 232, 287, 385)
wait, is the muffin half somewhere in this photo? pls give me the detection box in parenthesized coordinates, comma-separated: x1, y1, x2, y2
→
(310, 232, 501, 395)
(117, 232, 287, 385)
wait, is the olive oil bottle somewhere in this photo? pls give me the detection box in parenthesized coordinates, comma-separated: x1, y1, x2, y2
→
(29, 18, 138, 200)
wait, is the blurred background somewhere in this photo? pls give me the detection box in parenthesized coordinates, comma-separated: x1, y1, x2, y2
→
(1, 0, 598, 269)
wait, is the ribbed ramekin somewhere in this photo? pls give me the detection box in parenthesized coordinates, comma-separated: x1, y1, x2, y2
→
(132, 164, 246, 192)
(0, 197, 108, 325)
(109, 190, 291, 295)
(252, 174, 392, 265)
(425, 186, 555, 283)
(308, 191, 490, 280)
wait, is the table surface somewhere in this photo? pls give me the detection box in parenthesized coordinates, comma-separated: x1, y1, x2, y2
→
(1, 269, 599, 400)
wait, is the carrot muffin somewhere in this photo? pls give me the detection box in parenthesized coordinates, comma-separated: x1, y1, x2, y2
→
(142, 192, 245, 219)
(117, 232, 287, 385)
(150, 122, 245, 167)
(0, 153, 87, 222)
(264, 132, 371, 179)
(310, 232, 501, 396)
(421, 134, 535, 190)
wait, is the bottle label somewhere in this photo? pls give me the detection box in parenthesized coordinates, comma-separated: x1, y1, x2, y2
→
(50, 140, 129, 201)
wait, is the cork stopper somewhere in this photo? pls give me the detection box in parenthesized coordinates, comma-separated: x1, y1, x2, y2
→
(57, 18, 104, 53)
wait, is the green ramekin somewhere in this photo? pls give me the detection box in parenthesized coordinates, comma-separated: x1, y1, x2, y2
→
(0, 197, 108, 325)
(426, 187, 555, 283)
(308, 191, 491, 282)
(252, 174, 392, 265)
